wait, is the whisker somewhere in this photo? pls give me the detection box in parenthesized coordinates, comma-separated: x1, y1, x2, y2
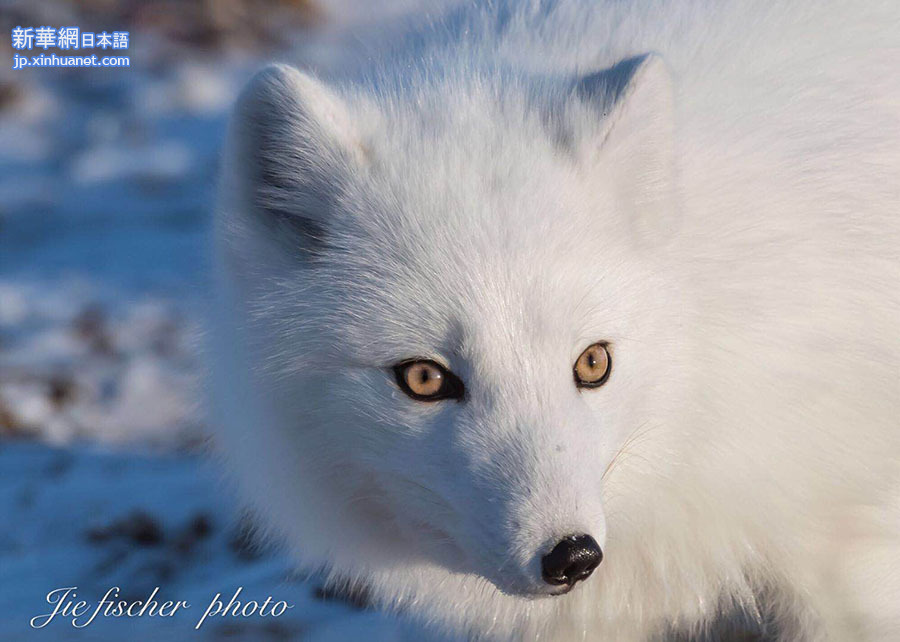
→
(602, 421, 664, 481)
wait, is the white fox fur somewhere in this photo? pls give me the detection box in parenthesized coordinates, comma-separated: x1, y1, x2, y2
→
(210, 1, 900, 639)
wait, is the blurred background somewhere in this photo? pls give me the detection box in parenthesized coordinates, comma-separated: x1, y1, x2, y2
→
(0, 1, 452, 639)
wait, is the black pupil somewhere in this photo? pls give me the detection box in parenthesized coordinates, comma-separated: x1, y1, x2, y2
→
(419, 367, 432, 384)
(587, 353, 596, 369)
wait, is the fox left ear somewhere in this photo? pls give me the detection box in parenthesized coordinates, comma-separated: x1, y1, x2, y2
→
(223, 64, 366, 258)
(575, 54, 678, 244)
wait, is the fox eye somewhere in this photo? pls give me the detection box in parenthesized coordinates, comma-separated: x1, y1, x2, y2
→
(574, 342, 611, 388)
(393, 359, 465, 402)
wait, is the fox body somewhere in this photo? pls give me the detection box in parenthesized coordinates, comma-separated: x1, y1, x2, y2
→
(211, 1, 900, 639)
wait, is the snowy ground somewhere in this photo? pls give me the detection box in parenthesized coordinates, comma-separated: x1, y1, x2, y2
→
(0, 2, 459, 640)
(0, 439, 433, 641)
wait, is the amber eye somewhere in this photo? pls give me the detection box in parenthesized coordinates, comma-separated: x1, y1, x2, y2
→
(574, 342, 611, 388)
(393, 359, 465, 402)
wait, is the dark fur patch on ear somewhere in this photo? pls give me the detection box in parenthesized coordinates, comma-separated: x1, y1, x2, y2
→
(543, 53, 659, 153)
(575, 53, 654, 110)
(249, 122, 332, 256)
(261, 207, 329, 257)
(232, 65, 339, 258)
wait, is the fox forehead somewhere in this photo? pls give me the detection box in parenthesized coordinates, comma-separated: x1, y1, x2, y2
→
(303, 153, 648, 368)
(309, 212, 647, 373)
(348, 120, 597, 235)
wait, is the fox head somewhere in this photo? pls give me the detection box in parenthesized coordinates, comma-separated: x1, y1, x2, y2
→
(213, 53, 691, 632)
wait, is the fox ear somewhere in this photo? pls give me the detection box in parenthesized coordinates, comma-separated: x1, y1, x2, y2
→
(575, 54, 677, 244)
(226, 64, 362, 253)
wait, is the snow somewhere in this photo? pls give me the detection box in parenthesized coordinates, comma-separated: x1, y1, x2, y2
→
(0, 440, 430, 641)
(70, 139, 195, 184)
(0, 278, 202, 447)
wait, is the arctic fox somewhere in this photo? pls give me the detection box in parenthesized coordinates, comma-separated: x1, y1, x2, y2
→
(210, 1, 900, 639)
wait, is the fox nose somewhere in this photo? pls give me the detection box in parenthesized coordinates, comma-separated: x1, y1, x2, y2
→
(541, 534, 603, 587)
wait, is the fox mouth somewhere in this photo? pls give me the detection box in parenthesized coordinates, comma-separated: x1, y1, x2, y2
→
(498, 585, 574, 599)
(489, 577, 586, 599)
(545, 582, 578, 597)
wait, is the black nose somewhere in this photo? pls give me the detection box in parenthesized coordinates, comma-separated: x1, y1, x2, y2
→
(541, 534, 602, 587)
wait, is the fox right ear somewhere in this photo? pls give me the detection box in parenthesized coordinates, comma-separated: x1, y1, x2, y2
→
(573, 54, 678, 246)
(225, 64, 363, 253)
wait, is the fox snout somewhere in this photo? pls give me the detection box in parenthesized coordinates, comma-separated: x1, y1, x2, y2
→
(439, 416, 609, 596)
(452, 465, 607, 596)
